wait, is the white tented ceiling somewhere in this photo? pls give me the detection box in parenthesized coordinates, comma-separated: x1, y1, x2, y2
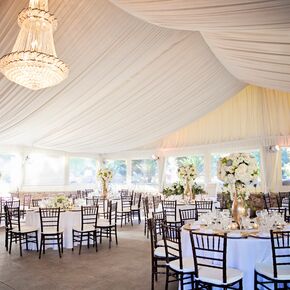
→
(0, 0, 289, 154)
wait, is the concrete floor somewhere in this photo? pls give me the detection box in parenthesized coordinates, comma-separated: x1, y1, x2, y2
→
(0, 223, 178, 290)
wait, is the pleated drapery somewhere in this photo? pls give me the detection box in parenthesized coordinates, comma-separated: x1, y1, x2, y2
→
(112, 0, 290, 92)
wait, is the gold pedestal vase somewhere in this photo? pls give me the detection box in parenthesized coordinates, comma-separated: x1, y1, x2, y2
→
(184, 180, 193, 200)
(231, 192, 246, 228)
(101, 179, 108, 199)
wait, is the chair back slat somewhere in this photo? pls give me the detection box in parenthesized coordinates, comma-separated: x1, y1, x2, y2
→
(142, 197, 149, 219)
(271, 230, 290, 278)
(152, 211, 166, 237)
(5, 205, 21, 231)
(86, 197, 98, 206)
(121, 195, 132, 211)
(161, 200, 176, 220)
(39, 208, 61, 232)
(195, 201, 213, 215)
(81, 205, 98, 229)
(107, 201, 117, 225)
(190, 231, 228, 284)
(179, 208, 198, 225)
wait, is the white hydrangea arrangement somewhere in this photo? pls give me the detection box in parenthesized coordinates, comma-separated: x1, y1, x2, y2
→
(217, 153, 259, 200)
(178, 164, 197, 182)
(97, 168, 113, 182)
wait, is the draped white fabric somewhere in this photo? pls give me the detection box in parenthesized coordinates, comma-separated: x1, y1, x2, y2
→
(0, 0, 244, 154)
(111, 0, 290, 31)
(142, 85, 290, 150)
(111, 0, 290, 92)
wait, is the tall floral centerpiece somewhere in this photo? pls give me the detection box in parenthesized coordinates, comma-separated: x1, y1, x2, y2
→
(97, 168, 113, 199)
(178, 164, 197, 199)
(217, 153, 258, 225)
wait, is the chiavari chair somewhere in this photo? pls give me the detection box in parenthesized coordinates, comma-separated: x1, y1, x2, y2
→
(179, 208, 198, 226)
(254, 230, 290, 289)
(195, 200, 213, 216)
(131, 192, 142, 224)
(72, 205, 98, 254)
(32, 198, 42, 207)
(161, 200, 177, 222)
(142, 196, 150, 238)
(190, 231, 243, 289)
(117, 195, 133, 227)
(5, 205, 38, 256)
(96, 201, 118, 248)
(162, 223, 195, 290)
(39, 207, 63, 259)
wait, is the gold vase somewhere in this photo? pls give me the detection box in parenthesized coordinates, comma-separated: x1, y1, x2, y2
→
(184, 180, 192, 199)
(102, 180, 108, 199)
(231, 192, 246, 228)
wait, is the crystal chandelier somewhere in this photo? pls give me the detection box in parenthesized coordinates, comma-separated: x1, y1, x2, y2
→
(0, 0, 69, 90)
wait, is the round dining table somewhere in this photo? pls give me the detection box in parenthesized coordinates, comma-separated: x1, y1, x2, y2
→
(25, 209, 82, 249)
(181, 227, 273, 289)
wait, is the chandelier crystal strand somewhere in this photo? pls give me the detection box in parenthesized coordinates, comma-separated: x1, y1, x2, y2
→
(0, 0, 69, 90)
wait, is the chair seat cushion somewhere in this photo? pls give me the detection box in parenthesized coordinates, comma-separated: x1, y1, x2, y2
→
(41, 228, 64, 235)
(255, 263, 290, 280)
(154, 246, 179, 258)
(73, 225, 96, 232)
(12, 226, 38, 234)
(198, 266, 243, 285)
(131, 205, 140, 210)
(122, 208, 131, 213)
(157, 239, 176, 248)
(169, 257, 195, 273)
(97, 219, 112, 227)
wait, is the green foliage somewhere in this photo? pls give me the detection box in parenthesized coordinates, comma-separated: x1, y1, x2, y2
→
(163, 182, 206, 196)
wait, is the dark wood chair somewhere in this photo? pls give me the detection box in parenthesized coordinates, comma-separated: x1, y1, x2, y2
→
(142, 196, 150, 238)
(195, 200, 213, 216)
(117, 195, 133, 227)
(278, 192, 289, 208)
(96, 201, 118, 248)
(5, 205, 38, 256)
(85, 197, 98, 206)
(190, 231, 243, 289)
(162, 223, 195, 290)
(131, 192, 142, 224)
(72, 205, 98, 254)
(161, 200, 177, 222)
(97, 197, 108, 218)
(32, 199, 42, 207)
(39, 207, 64, 259)
(179, 208, 198, 226)
(148, 218, 167, 290)
(5, 199, 20, 209)
(263, 193, 279, 211)
(152, 211, 166, 238)
(254, 230, 290, 289)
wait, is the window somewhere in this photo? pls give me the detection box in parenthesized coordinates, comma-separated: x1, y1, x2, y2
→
(131, 159, 158, 184)
(104, 160, 127, 184)
(281, 147, 290, 186)
(165, 155, 205, 185)
(69, 157, 97, 185)
(0, 154, 21, 186)
(210, 150, 261, 183)
(24, 153, 65, 186)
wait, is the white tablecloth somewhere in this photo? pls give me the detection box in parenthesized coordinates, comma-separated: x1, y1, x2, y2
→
(181, 228, 272, 289)
(26, 211, 82, 249)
